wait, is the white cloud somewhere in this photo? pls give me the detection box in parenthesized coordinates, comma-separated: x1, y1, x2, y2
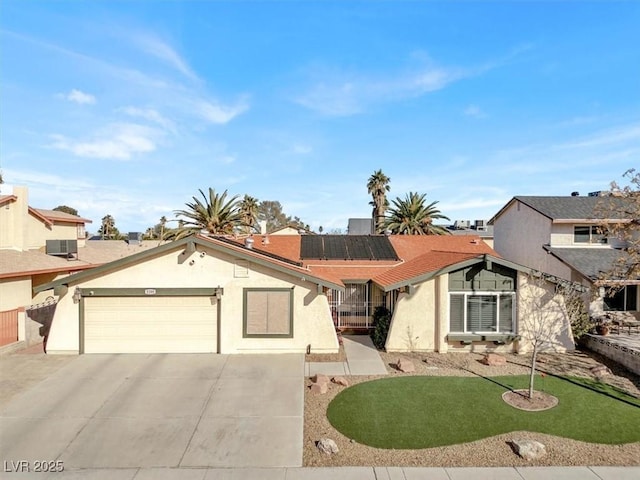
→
(61, 89, 96, 105)
(48, 123, 159, 160)
(132, 33, 199, 82)
(195, 97, 250, 124)
(120, 107, 175, 132)
(295, 62, 482, 116)
(464, 104, 487, 119)
(557, 123, 640, 150)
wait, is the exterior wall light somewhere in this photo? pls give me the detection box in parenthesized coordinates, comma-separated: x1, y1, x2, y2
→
(72, 287, 82, 304)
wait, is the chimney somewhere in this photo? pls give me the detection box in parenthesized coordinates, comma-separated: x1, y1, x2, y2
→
(259, 220, 267, 235)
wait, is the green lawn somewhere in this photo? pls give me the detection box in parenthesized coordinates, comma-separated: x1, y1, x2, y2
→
(326, 375, 640, 449)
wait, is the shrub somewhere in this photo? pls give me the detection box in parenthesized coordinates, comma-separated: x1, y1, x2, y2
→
(564, 288, 593, 342)
(370, 306, 392, 350)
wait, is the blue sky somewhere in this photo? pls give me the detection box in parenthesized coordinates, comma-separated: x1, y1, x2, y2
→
(2, 1, 639, 233)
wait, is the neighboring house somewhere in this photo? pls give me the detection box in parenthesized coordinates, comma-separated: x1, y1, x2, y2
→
(268, 224, 315, 235)
(0, 185, 157, 348)
(347, 218, 374, 235)
(447, 219, 494, 248)
(490, 195, 637, 317)
(36, 233, 574, 355)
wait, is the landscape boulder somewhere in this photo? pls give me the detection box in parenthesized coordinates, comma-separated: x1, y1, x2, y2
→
(510, 439, 546, 461)
(482, 353, 507, 366)
(396, 358, 416, 373)
(310, 382, 328, 394)
(316, 438, 339, 455)
(590, 365, 612, 377)
(332, 376, 349, 387)
(311, 373, 330, 385)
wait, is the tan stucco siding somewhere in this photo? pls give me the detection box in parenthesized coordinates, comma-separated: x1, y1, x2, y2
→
(494, 202, 552, 269)
(385, 281, 437, 352)
(0, 277, 32, 311)
(43, 245, 338, 354)
(26, 216, 80, 250)
(515, 272, 575, 353)
(494, 201, 575, 281)
(0, 187, 27, 250)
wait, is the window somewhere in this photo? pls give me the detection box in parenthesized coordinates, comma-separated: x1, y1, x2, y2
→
(450, 293, 515, 333)
(573, 226, 607, 244)
(243, 288, 293, 337)
(603, 285, 637, 312)
(77, 224, 86, 239)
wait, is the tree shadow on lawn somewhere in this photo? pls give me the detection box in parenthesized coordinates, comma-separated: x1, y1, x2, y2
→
(327, 374, 640, 449)
(462, 366, 640, 409)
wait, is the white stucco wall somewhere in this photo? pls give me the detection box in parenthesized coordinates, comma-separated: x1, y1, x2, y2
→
(494, 201, 551, 267)
(385, 281, 437, 352)
(43, 244, 339, 354)
(0, 186, 28, 250)
(26, 216, 80, 250)
(384, 267, 577, 355)
(494, 201, 575, 281)
(0, 277, 32, 311)
(515, 273, 575, 353)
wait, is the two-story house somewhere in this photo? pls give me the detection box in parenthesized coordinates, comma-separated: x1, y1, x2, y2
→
(490, 195, 637, 316)
(0, 185, 158, 349)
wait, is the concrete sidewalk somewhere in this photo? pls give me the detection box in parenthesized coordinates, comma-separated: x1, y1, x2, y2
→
(305, 334, 388, 377)
(2, 466, 638, 479)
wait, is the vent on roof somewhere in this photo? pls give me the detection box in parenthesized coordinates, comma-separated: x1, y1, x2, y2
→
(46, 239, 78, 258)
(128, 232, 142, 245)
(453, 220, 470, 229)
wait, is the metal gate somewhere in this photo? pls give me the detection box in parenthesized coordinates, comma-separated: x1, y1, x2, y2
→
(329, 283, 385, 329)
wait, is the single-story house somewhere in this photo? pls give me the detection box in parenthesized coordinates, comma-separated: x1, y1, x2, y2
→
(35, 233, 576, 355)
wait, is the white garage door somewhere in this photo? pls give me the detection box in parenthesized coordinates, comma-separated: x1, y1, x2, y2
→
(84, 296, 217, 353)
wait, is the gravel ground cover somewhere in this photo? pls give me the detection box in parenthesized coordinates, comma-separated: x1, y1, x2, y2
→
(304, 349, 640, 467)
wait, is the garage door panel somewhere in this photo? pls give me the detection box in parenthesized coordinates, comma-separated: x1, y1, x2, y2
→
(84, 296, 217, 354)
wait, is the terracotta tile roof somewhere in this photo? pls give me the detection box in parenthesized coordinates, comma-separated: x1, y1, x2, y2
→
(373, 251, 481, 288)
(31, 208, 92, 224)
(307, 265, 396, 283)
(0, 195, 17, 206)
(197, 235, 344, 288)
(241, 234, 497, 286)
(388, 235, 494, 261)
(233, 235, 303, 263)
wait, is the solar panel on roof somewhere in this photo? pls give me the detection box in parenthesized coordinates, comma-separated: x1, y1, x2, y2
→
(300, 235, 398, 260)
(300, 235, 323, 259)
(326, 236, 347, 258)
(349, 237, 372, 259)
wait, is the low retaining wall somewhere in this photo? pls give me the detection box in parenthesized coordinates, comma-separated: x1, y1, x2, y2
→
(584, 334, 640, 375)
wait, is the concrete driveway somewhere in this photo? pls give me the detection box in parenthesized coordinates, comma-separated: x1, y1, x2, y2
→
(0, 353, 304, 469)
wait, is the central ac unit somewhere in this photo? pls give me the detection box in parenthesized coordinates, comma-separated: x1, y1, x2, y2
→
(46, 239, 78, 256)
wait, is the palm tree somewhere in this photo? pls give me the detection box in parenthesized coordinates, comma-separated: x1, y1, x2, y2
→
(173, 188, 245, 239)
(384, 192, 450, 235)
(158, 215, 167, 245)
(239, 195, 259, 234)
(367, 170, 391, 234)
(100, 215, 115, 239)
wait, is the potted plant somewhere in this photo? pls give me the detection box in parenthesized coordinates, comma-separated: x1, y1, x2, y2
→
(595, 319, 610, 336)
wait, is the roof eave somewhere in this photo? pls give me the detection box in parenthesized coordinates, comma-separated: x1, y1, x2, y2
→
(28, 207, 53, 226)
(34, 235, 344, 294)
(376, 254, 536, 292)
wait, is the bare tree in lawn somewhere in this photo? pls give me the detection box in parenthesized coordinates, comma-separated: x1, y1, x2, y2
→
(518, 273, 588, 399)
